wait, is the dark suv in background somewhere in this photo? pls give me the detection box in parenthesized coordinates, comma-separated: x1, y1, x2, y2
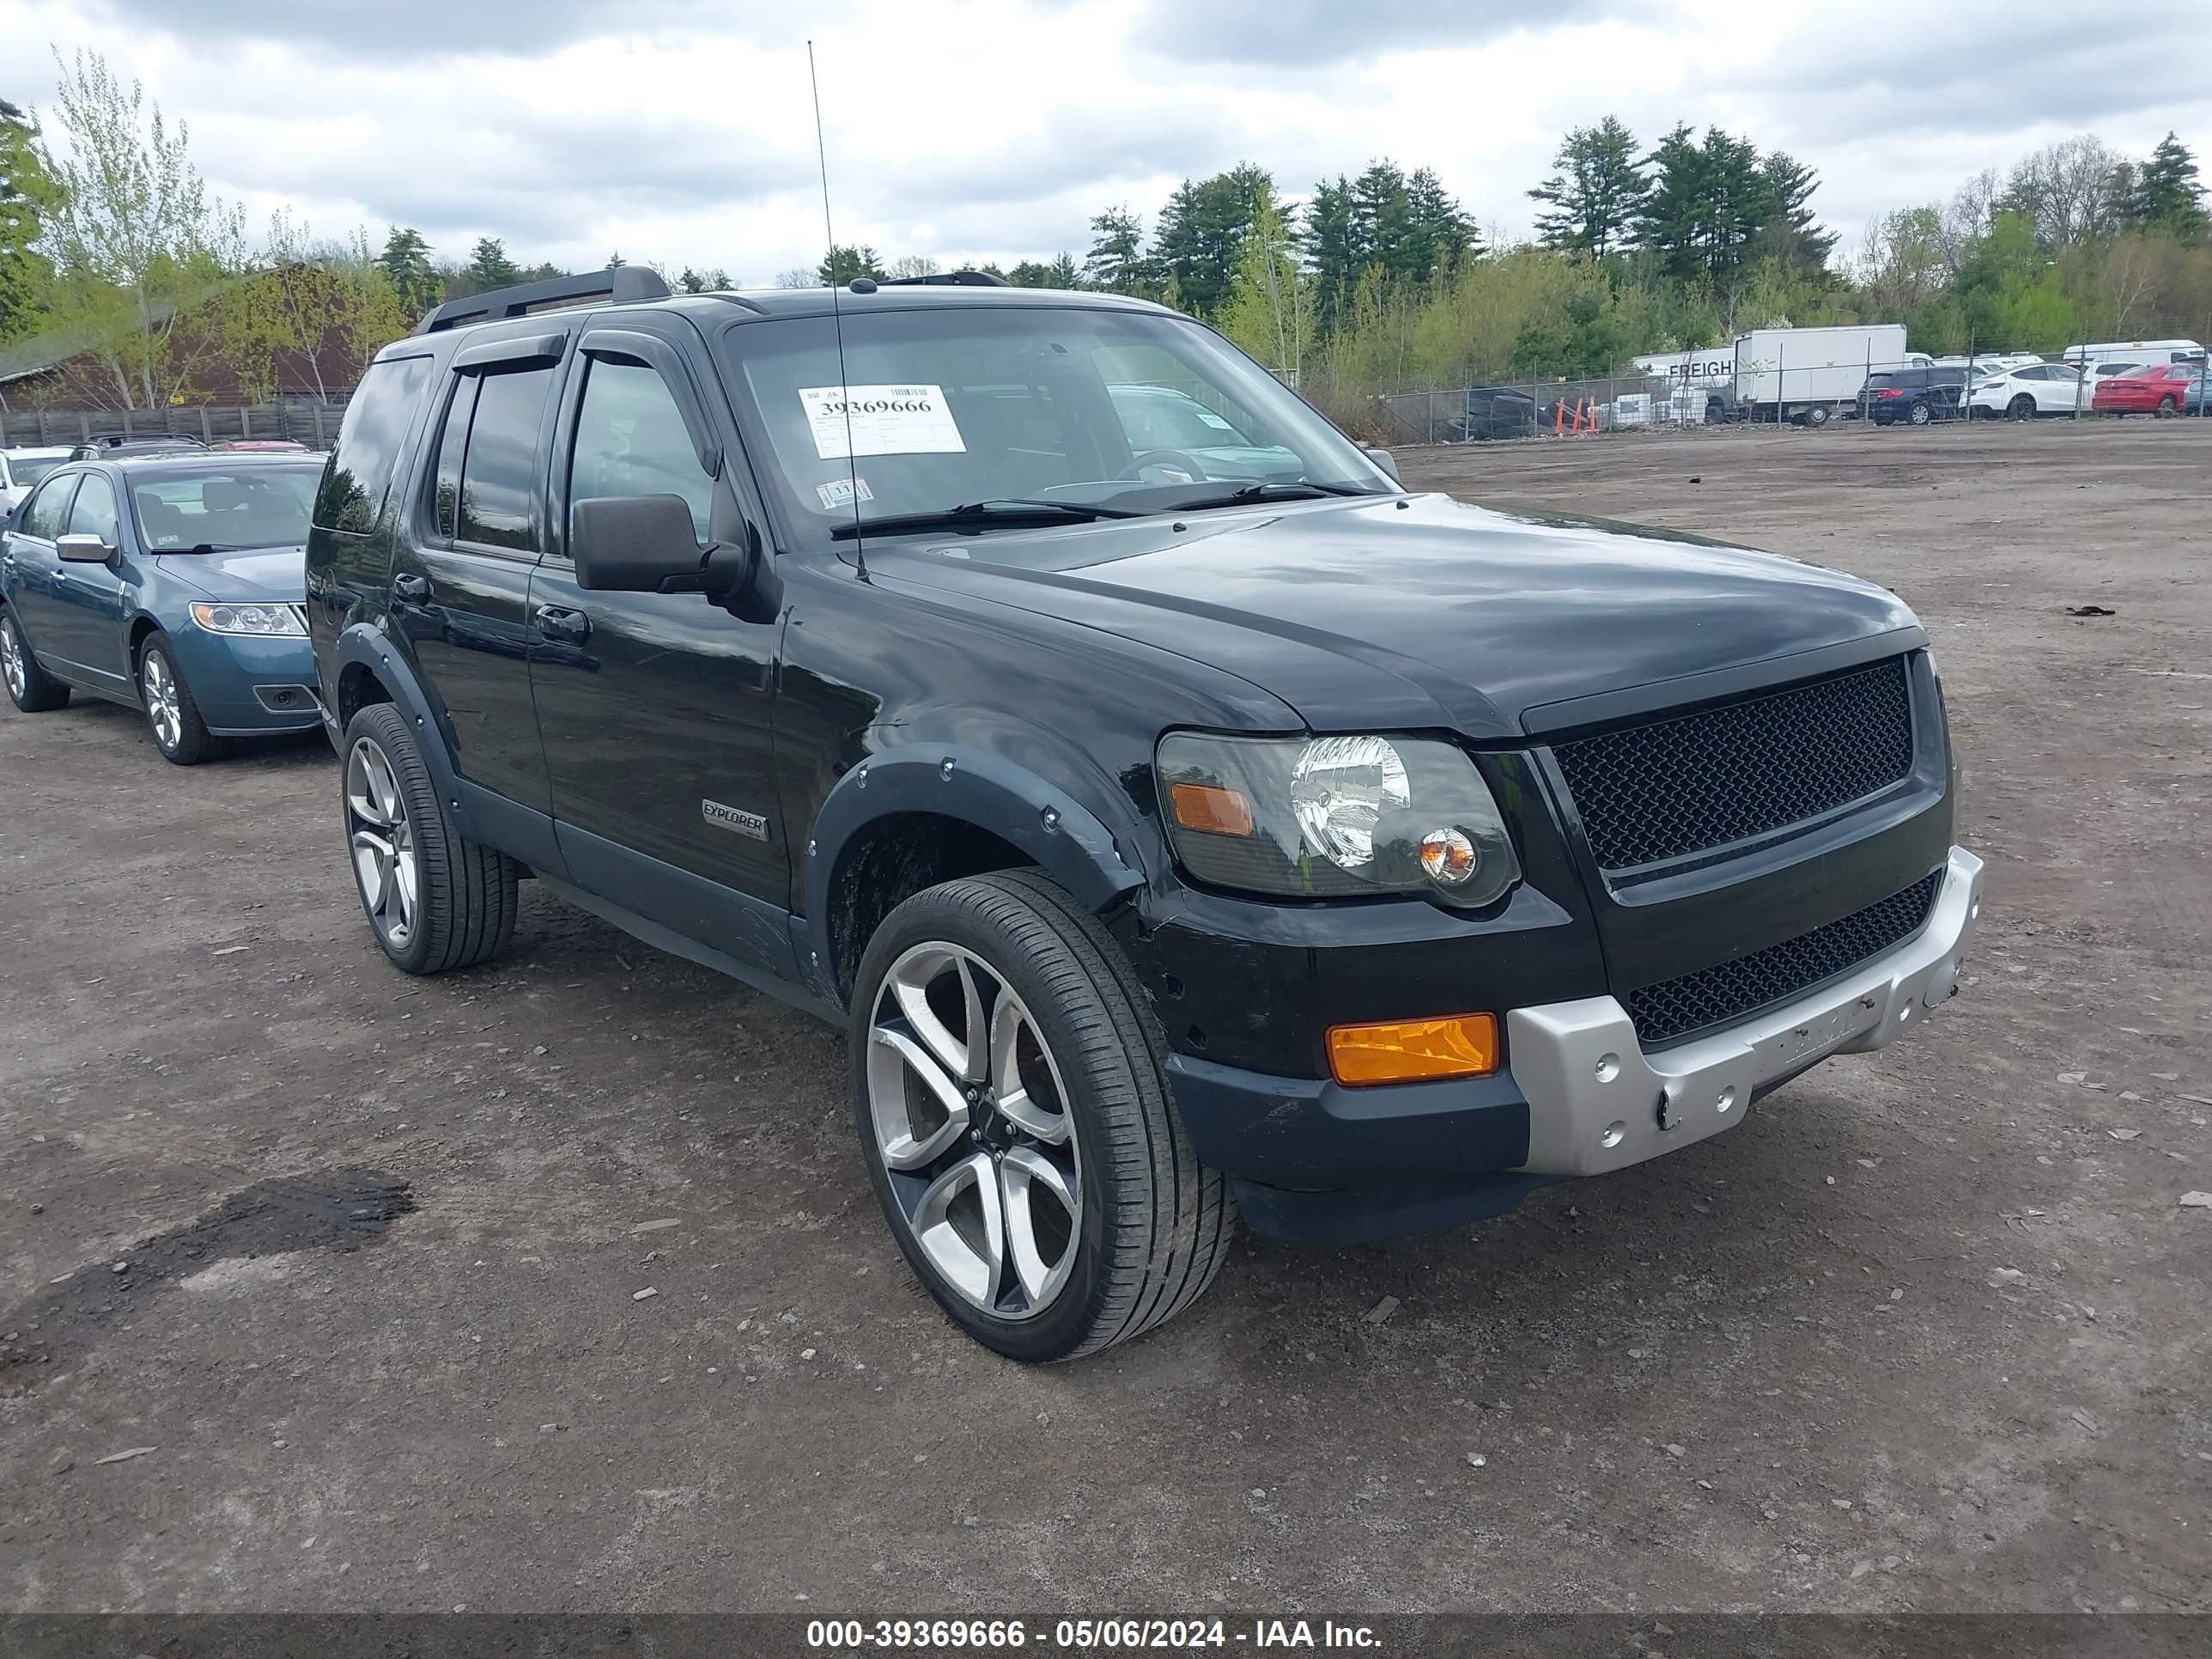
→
(307, 266, 1982, 1361)
(1862, 366, 1973, 426)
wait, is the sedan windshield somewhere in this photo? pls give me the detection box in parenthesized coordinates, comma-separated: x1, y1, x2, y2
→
(130, 465, 321, 551)
(719, 304, 1391, 554)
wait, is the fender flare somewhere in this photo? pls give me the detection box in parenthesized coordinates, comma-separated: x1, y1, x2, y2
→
(801, 743, 1146, 996)
(331, 623, 477, 838)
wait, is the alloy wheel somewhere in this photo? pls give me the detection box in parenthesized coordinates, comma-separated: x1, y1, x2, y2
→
(866, 942, 1083, 1322)
(1, 617, 24, 700)
(142, 650, 183, 750)
(345, 736, 419, 950)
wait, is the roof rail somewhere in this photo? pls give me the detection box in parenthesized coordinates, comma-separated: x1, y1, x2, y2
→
(878, 270, 1010, 288)
(412, 265, 672, 335)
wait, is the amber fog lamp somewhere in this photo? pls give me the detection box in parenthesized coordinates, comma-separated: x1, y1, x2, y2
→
(1419, 827, 1479, 885)
(1328, 1013, 1500, 1086)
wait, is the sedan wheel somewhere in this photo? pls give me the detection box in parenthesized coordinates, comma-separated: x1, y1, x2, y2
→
(143, 651, 182, 750)
(867, 942, 1084, 1322)
(2010, 395, 2036, 421)
(1, 615, 25, 700)
(0, 611, 69, 712)
(137, 636, 216, 763)
(2156, 395, 2179, 417)
(346, 734, 422, 953)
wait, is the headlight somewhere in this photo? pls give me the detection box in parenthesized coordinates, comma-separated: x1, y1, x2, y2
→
(189, 601, 305, 636)
(1157, 732, 1521, 908)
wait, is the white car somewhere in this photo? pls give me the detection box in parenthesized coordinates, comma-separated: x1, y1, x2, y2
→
(1933, 353, 2041, 376)
(1967, 362, 2088, 420)
(0, 447, 74, 520)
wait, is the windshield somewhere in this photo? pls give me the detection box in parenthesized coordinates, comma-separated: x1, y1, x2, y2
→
(130, 465, 321, 550)
(719, 305, 1390, 554)
(7, 456, 66, 489)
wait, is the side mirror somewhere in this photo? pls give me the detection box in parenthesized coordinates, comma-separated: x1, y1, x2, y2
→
(56, 532, 115, 563)
(1360, 443, 1402, 484)
(571, 495, 706, 592)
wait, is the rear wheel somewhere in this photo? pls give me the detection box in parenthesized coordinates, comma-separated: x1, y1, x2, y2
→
(341, 702, 518, 975)
(0, 609, 70, 713)
(1907, 400, 1932, 427)
(2156, 394, 2179, 417)
(138, 635, 220, 765)
(2009, 394, 2035, 421)
(1804, 403, 1831, 428)
(851, 869, 1232, 1361)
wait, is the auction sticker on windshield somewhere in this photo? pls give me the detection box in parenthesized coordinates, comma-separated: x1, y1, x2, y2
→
(800, 384, 966, 459)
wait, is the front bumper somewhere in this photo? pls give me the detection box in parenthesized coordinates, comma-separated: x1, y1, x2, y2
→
(1165, 846, 1983, 1241)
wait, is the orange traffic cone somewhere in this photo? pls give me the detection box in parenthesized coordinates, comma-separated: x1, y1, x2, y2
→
(1553, 398, 1565, 436)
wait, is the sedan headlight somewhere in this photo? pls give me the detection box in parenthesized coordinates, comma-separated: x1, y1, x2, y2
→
(1158, 732, 1521, 908)
(189, 601, 305, 637)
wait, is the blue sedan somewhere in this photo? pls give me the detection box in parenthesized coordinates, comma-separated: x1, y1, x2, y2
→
(0, 453, 325, 763)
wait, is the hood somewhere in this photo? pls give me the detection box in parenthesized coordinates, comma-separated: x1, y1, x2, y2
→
(152, 544, 307, 603)
(873, 493, 1920, 738)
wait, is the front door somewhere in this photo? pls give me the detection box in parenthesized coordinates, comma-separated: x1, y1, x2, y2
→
(45, 471, 132, 692)
(391, 350, 562, 816)
(526, 321, 791, 970)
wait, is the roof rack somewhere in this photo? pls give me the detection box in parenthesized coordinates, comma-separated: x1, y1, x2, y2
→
(878, 270, 1010, 288)
(412, 266, 672, 336)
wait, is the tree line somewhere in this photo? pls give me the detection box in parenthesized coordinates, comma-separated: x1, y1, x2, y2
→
(3, 46, 2207, 417)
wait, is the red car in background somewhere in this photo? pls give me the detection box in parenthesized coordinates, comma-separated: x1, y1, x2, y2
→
(2091, 362, 2207, 416)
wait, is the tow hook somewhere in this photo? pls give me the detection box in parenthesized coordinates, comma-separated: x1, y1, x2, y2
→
(1655, 1088, 1682, 1133)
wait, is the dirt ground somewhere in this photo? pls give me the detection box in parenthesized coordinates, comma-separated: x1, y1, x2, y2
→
(2, 420, 2207, 1616)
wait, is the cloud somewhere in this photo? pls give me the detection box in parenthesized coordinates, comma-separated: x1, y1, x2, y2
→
(1126, 0, 1669, 67)
(68, 0, 821, 56)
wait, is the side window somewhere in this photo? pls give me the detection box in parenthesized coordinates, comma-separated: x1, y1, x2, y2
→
(429, 375, 480, 542)
(315, 355, 434, 533)
(21, 475, 77, 540)
(568, 358, 714, 544)
(457, 367, 554, 553)
(68, 473, 119, 544)
(2015, 365, 2049, 381)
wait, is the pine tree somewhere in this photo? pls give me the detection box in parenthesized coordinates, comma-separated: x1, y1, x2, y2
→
(1084, 205, 1147, 292)
(1046, 252, 1081, 288)
(466, 236, 521, 289)
(1299, 177, 1361, 331)
(1349, 161, 1413, 281)
(2134, 131, 2207, 240)
(376, 227, 439, 319)
(1757, 153, 1836, 276)
(816, 244, 885, 283)
(1152, 163, 1276, 317)
(1404, 167, 1479, 279)
(1528, 118, 1649, 257)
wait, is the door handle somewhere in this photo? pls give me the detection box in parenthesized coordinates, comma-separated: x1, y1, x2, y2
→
(535, 605, 591, 644)
(392, 573, 431, 603)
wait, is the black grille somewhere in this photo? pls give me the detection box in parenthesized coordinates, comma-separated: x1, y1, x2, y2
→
(1626, 871, 1943, 1049)
(1553, 657, 1915, 870)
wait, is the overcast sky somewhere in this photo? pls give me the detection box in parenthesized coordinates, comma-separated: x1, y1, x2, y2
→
(5, 0, 2209, 283)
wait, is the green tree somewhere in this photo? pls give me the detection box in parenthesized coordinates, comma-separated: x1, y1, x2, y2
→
(207, 216, 409, 402)
(816, 243, 885, 284)
(1215, 196, 1308, 379)
(1, 95, 63, 345)
(1152, 163, 1276, 317)
(1349, 160, 1413, 282)
(466, 236, 521, 289)
(1083, 204, 1147, 293)
(1404, 167, 1478, 279)
(1299, 177, 1361, 331)
(1528, 117, 1647, 257)
(376, 227, 439, 319)
(1756, 152, 1836, 278)
(2134, 132, 2207, 240)
(33, 48, 238, 410)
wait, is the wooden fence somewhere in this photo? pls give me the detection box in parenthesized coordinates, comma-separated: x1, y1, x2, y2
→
(0, 398, 349, 449)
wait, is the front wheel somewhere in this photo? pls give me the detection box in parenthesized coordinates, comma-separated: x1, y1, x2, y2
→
(2156, 395, 2179, 417)
(851, 869, 1232, 1361)
(139, 635, 220, 764)
(341, 702, 518, 975)
(1, 608, 70, 712)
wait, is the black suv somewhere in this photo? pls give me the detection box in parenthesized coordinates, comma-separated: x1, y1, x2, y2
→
(307, 267, 1983, 1360)
(1862, 367, 1972, 426)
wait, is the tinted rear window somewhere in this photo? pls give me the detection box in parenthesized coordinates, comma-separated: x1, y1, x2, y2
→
(456, 367, 554, 552)
(314, 355, 433, 534)
(1865, 371, 1927, 389)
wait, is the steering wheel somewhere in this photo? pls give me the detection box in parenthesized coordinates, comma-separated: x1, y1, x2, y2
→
(1118, 448, 1212, 485)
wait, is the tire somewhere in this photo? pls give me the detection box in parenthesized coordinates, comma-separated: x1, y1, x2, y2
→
(1805, 403, 1831, 428)
(138, 634, 221, 765)
(2010, 395, 2035, 421)
(340, 702, 518, 975)
(0, 607, 70, 712)
(2156, 395, 2179, 417)
(1907, 400, 1932, 427)
(850, 868, 1233, 1362)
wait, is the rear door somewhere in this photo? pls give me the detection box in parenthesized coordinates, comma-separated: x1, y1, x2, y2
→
(2, 471, 82, 673)
(525, 312, 794, 972)
(390, 327, 568, 831)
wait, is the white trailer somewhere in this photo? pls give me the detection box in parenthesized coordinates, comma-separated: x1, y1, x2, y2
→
(1731, 325, 1919, 425)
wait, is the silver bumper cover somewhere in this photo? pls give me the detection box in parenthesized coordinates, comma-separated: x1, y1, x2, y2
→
(1509, 846, 1984, 1178)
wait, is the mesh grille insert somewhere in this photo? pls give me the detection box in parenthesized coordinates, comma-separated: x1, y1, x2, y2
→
(1553, 657, 1915, 870)
(1626, 871, 1943, 1049)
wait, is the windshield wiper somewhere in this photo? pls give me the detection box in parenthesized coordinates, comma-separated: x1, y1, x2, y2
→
(178, 543, 242, 555)
(1161, 480, 1381, 513)
(829, 498, 1145, 540)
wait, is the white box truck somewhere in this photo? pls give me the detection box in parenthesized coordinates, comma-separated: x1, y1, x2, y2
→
(1731, 325, 1923, 425)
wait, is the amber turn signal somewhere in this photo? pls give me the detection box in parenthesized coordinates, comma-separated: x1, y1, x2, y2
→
(1327, 1013, 1500, 1086)
(1170, 781, 1256, 838)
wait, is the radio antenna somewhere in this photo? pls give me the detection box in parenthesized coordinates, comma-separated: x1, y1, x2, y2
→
(808, 40, 868, 580)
